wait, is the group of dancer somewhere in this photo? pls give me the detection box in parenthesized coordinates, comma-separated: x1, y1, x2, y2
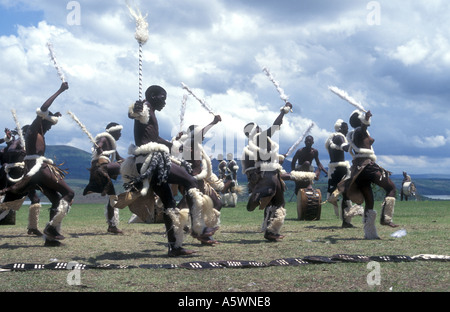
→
(240, 97, 400, 242)
(0, 80, 400, 256)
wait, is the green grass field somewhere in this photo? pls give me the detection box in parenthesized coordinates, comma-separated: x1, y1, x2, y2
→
(0, 199, 448, 294)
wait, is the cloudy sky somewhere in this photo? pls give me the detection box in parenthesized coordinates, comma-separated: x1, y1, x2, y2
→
(0, 0, 449, 175)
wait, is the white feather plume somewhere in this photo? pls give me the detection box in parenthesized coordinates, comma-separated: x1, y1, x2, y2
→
(328, 86, 367, 113)
(181, 82, 214, 115)
(286, 123, 314, 157)
(11, 109, 26, 151)
(127, 1, 149, 45)
(46, 42, 66, 82)
(262, 67, 289, 103)
(179, 94, 188, 132)
(67, 111, 98, 147)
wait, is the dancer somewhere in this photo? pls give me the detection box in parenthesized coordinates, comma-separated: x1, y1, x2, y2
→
(0, 127, 43, 236)
(325, 119, 362, 228)
(176, 114, 223, 245)
(338, 110, 399, 240)
(242, 102, 292, 241)
(290, 135, 327, 194)
(83, 122, 124, 234)
(400, 171, 414, 201)
(124, 85, 217, 257)
(220, 153, 240, 207)
(1, 82, 74, 246)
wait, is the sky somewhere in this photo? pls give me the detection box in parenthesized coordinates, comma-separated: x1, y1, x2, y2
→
(0, 0, 449, 175)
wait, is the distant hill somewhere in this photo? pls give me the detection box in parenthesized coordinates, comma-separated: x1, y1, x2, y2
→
(44, 146, 450, 200)
(2, 145, 447, 202)
(45, 145, 92, 180)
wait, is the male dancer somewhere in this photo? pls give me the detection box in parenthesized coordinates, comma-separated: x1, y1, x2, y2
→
(125, 85, 215, 256)
(290, 135, 327, 194)
(219, 153, 240, 207)
(325, 119, 362, 228)
(242, 102, 292, 241)
(176, 115, 223, 245)
(1, 82, 74, 246)
(400, 171, 413, 201)
(338, 110, 399, 240)
(0, 127, 42, 236)
(83, 122, 124, 234)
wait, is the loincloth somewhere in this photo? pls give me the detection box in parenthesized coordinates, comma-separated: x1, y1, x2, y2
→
(25, 155, 67, 182)
(338, 158, 390, 204)
(83, 161, 115, 196)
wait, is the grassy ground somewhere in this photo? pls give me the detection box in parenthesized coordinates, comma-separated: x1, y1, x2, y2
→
(0, 199, 448, 294)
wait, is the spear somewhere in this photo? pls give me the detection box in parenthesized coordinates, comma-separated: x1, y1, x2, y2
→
(47, 42, 66, 83)
(181, 82, 215, 115)
(127, 1, 149, 101)
(285, 122, 314, 157)
(328, 86, 367, 113)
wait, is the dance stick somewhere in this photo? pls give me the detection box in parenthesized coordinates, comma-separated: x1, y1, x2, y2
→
(181, 82, 215, 115)
(328, 86, 367, 113)
(10, 109, 26, 151)
(47, 42, 66, 83)
(127, 1, 149, 101)
(285, 123, 314, 157)
(67, 111, 98, 148)
(179, 94, 188, 132)
(262, 67, 292, 106)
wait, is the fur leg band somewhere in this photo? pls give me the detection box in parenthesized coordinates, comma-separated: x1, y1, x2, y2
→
(105, 195, 120, 227)
(188, 188, 207, 236)
(166, 208, 190, 248)
(381, 196, 396, 224)
(48, 199, 70, 228)
(263, 206, 286, 235)
(28, 203, 41, 230)
(363, 209, 380, 239)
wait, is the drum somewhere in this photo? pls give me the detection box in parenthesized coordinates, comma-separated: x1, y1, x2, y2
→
(297, 188, 322, 221)
(402, 182, 415, 196)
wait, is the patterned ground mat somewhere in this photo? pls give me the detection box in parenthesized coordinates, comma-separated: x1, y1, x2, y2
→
(1, 254, 448, 271)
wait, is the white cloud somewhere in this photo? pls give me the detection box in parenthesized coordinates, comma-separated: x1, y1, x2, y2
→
(377, 155, 450, 175)
(412, 133, 450, 148)
(389, 38, 430, 66)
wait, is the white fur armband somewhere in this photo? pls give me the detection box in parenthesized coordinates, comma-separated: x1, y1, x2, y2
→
(128, 102, 149, 124)
(280, 105, 291, 114)
(3, 135, 12, 143)
(36, 108, 59, 125)
(171, 140, 183, 156)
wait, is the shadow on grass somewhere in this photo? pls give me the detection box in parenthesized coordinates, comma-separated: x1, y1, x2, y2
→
(72, 250, 172, 264)
(0, 242, 43, 250)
